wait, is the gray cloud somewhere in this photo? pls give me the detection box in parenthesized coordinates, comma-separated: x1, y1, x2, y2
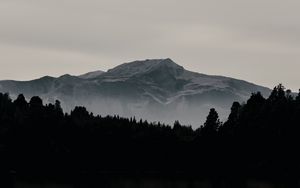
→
(0, 0, 299, 90)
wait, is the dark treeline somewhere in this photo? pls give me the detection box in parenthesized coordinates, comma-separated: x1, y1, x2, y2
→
(1, 84, 300, 182)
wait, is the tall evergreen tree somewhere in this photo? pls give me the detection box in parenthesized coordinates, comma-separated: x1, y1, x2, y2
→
(54, 100, 63, 117)
(227, 102, 241, 125)
(173, 120, 181, 131)
(285, 89, 293, 101)
(29, 96, 43, 108)
(296, 89, 300, 102)
(71, 106, 89, 119)
(14, 94, 28, 110)
(268, 84, 286, 103)
(201, 108, 220, 136)
(220, 102, 240, 135)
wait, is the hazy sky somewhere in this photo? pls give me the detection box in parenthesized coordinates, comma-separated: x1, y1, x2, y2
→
(0, 0, 299, 91)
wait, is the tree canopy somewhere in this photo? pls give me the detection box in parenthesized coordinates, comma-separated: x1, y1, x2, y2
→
(0, 84, 300, 180)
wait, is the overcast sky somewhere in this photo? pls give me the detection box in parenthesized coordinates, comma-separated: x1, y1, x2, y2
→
(0, 0, 299, 91)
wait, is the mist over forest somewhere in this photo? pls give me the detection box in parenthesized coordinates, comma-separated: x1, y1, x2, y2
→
(1, 84, 300, 187)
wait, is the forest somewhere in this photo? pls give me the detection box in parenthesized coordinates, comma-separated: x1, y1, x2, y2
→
(1, 84, 300, 185)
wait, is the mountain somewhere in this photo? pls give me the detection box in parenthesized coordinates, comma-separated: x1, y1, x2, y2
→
(78, 70, 104, 79)
(0, 58, 271, 127)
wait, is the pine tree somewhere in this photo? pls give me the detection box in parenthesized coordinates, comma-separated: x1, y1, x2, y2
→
(220, 102, 241, 135)
(173, 120, 181, 131)
(14, 94, 28, 110)
(296, 89, 300, 102)
(201, 108, 220, 136)
(54, 100, 63, 117)
(227, 102, 241, 124)
(29, 96, 43, 107)
(268, 84, 286, 102)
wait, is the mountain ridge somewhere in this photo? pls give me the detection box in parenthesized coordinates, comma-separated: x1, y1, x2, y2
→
(0, 58, 271, 126)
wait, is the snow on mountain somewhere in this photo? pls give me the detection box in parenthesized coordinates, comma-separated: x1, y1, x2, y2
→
(0, 58, 271, 127)
(97, 58, 269, 106)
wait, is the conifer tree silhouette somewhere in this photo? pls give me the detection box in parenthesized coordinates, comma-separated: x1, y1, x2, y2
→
(201, 108, 220, 137)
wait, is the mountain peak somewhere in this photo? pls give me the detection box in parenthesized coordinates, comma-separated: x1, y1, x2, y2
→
(154, 58, 183, 68)
(106, 58, 184, 77)
(140, 58, 181, 67)
(59, 74, 72, 78)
